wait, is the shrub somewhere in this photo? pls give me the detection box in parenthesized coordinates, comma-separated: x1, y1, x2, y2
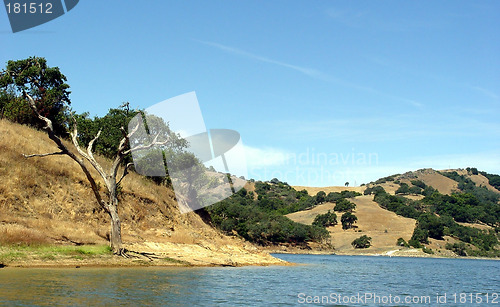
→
(352, 235, 371, 248)
(408, 186, 423, 195)
(395, 183, 410, 195)
(373, 191, 420, 219)
(422, 247, 434, 254)
(422, 185, 437, 196)
(445, 242, 467, 256)
(408, 239, 422, 248)
(411, 180, 426, 189)
(417, 213, 444, 240)
(411, 227, 429, 244)
(396, 237, 409, 247)
(333, 198, 356, 212)
(364, 186, 385, 195)
(207, 183, 332, 245)
(326, 191, 361, 202)
(315, 191, 326, 204)
(341, 212, 357, 230)
(312, 210, 337, 227)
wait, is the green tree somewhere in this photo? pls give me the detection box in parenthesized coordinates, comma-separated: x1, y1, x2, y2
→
(315, 191, 326, 204)
(417, 213, 444, 240)
(408, 186, 423, 195)
(445, 242, 467, 256)
(341, 212, 358, 230)
(396, 237, 409, 247)
(352, 235, 371, 248)
(411, 227, 429, 244)
(334, 198, 356, 212)
(0, 57, 71, 135)
(312, 210, 337, 227)
(364, 186, 385, 195)
(395, 183, 410, 195)
(410, 180, 426, 189)
(75, 109, 188, 187)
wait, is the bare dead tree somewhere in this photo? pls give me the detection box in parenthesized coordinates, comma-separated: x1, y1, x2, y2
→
(23, 93, 167, 255)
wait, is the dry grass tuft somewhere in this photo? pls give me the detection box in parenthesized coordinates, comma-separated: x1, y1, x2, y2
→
(0, 224, 50, 245)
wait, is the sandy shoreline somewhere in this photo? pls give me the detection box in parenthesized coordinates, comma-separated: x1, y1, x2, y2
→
(2, 248, 498, 269)
(0, 241, 292, 269)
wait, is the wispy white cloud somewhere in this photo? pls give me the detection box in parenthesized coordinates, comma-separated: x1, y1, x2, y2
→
(366, 55, 499, 105)
(269, 117, 422, 142)
(470, 86, 499, 100)
(270, 113, 500, 143)
(197, 40, 423, 108)
(196, 40, 322, 78)
(325, 7, 448, 32)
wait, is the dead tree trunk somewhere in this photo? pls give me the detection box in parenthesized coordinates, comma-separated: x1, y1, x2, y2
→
(22, 93, 167, 255)
(108, 201, 122, 252)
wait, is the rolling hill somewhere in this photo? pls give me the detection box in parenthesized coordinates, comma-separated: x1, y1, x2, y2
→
(0, 119, 283, 266)
(286, 169, 500, 257)
(1, 118, 499, 264)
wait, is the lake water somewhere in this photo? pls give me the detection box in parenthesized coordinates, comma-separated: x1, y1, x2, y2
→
(0, 254, 499, 306)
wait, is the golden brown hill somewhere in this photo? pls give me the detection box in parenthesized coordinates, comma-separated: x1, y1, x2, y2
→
(0, 119, 283, 267)
(288, 168, 499, 256)
(286, 194, 416, 255)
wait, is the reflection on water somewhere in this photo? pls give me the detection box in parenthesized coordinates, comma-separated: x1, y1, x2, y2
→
(0, 255, 499, 306)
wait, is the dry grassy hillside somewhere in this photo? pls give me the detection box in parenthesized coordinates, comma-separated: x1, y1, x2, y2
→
(396, 169, 458, 194)
(286, 194, 416, 255)
(0, 119, 282, 266)
(289, 168, 499, 256)
(361, 168, 498, 196)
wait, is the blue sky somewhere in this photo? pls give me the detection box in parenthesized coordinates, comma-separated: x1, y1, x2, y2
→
(1, 1, 499, 186)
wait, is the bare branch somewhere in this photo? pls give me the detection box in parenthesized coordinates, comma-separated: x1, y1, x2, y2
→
(109, 127, 131, 180)
(117, 163, 134, 186)
(23, 92, 53, 131)
(23, 151, 65, 158)
(123, 133, 169, 155)
(127, 121, 140, 139)
(87, 129, 102, 162)
(70, 120, 107, 180)
(22, 93, 108, 212)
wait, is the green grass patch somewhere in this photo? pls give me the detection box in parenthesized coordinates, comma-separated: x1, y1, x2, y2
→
(35, 245, 112, 256)
(0, 251, 27, 262)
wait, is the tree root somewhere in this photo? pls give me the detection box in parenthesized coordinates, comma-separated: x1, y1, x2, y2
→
(117, 248, 161, 261)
